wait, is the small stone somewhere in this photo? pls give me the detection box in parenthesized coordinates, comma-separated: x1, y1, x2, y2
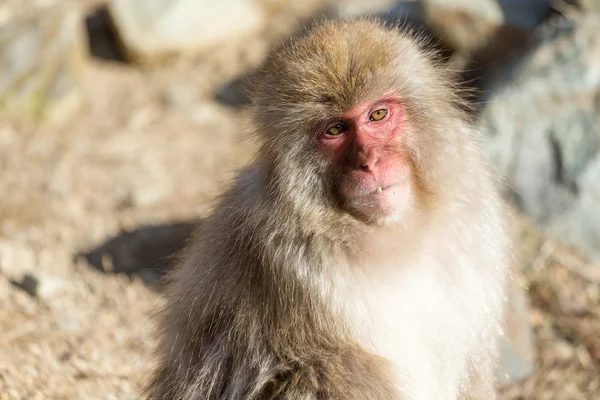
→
(35, 273, 69, 302)
(108, 0, 266, 63)
(0, 7, 87, 123)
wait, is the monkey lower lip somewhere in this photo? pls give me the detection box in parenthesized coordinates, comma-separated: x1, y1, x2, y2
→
(351, 185, 395, 199)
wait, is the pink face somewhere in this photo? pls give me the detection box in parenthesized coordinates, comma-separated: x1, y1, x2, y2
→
(315, 98, 412, 222)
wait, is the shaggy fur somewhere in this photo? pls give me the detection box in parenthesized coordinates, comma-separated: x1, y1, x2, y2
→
(148, 19, 511, 400)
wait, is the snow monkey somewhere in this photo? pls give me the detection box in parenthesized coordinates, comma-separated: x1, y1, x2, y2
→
(149, 19, 511, 400)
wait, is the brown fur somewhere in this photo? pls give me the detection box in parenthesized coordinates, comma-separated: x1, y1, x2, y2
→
(148, 19, 511, 400)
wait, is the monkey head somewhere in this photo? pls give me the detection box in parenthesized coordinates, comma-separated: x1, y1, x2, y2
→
(252, 19, 466, 226)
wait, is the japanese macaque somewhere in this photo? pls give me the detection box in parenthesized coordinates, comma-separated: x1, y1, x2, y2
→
(149, 19, 511, 400)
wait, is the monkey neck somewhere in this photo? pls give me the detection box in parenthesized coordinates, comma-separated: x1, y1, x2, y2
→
(261, 192, 433, 273)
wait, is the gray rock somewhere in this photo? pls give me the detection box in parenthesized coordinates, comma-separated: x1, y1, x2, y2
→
(550, 155, 600, 260)
(480, 15, 600, 261)
(0, 8, 87, 123)
(108, 0, 266, 63)
(35, 272, 70, 302)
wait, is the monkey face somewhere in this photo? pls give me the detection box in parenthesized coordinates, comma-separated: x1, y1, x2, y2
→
(316, 99, 413, 224)
(252, 20, 460, 228)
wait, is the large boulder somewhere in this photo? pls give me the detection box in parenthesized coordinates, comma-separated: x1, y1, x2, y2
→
(480, 15, 600, 261)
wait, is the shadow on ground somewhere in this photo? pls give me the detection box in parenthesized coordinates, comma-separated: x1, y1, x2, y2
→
(79, 221, 198, 288)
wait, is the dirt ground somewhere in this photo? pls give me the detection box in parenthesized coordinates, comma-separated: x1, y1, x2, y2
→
(0, 2, 599, 399)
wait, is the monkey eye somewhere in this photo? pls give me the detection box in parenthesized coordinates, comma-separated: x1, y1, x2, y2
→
(369, 109, 388, 121)
(325, 123, 348, 136)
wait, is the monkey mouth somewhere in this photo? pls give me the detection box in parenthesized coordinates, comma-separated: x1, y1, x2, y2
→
(345, 183, 399, 201)
(342, 181, 411, 218)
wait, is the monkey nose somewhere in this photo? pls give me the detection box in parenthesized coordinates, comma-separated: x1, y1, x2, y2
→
(355, 147, 378, 171)
(358, 154, 378, 171)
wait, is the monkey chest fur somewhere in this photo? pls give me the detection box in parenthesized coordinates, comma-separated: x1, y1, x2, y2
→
(333, 246, 502, 400)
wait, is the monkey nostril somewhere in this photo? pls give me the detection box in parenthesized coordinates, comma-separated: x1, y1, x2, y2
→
(359, 156, 378, 171)
(356, 147, 377, 171)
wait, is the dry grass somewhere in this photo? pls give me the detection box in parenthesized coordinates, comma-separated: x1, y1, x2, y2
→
(0, 2, 598, 399)
(499, 219, 600, 400)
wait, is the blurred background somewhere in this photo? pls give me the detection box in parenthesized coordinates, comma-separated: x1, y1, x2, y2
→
(0, 0, 598, 398)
